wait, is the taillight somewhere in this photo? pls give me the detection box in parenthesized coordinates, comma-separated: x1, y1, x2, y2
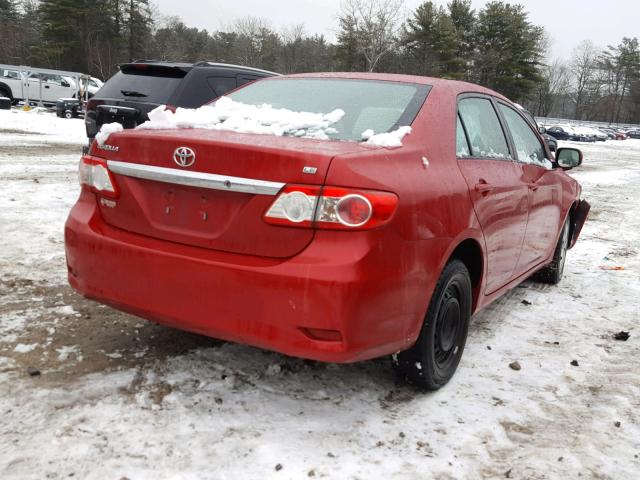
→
(265, 185, 397, 230)
(78, 155, 118, 197)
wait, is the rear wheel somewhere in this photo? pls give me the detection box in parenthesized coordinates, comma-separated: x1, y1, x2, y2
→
(393, 259, 472, 391)
(534, 218, 569, 284)
(0, 87, 12, 103)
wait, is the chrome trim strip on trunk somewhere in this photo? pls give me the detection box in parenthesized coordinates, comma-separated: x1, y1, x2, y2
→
(107, 160, 285, 195)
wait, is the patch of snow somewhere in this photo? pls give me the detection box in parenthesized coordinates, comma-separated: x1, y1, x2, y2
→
(0, 108, 87, 145)
(13, 343, 38, 353)
(95, 122, 123, 145)
(0, 309, 47, 344)
(56, 305, 78, 316)
(265, 364, 282, 376)
(56, 345, 80, 361)
(133, 348, 148, 359)
(364, 126, 412, 147)
(361, 128, 374, 140)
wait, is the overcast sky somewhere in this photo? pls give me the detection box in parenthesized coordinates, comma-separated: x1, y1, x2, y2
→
(153, 0, 640, 60)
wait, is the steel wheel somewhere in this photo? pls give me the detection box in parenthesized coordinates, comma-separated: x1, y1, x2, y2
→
(394, 259, 472, 391)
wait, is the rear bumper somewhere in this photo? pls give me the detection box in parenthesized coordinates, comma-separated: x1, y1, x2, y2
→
(64, 192, 425, 362)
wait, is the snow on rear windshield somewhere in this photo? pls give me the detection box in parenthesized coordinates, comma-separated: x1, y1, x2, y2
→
(95, 79, 430, 146)
(133, 98, 347, 141)
(226, 78, 429, 142)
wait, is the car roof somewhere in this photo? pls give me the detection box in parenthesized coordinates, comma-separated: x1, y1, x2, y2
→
(121, 60, 278, 76)
(279, 72, 510, 100)
(128, 60, 193, 68)
(193, 62, 279, 76)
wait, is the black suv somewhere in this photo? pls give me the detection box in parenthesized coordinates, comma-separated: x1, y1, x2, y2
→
(85, 61, 278, 142)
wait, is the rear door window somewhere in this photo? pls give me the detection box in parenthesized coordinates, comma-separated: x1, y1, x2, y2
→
(498, 104, 547, 168)
(206, 76, 236, 97)
(458, 97, 511, 159)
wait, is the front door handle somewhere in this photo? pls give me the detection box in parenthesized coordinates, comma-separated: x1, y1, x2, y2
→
(475, 180, 494, 194)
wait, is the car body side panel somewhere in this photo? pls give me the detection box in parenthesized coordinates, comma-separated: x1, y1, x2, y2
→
(456, 158, 529, 293)
(514, 164, 563, 274)
(324, 82, 484, 347)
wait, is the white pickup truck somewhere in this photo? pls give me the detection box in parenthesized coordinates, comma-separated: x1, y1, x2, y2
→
(0, 67, 80, 104)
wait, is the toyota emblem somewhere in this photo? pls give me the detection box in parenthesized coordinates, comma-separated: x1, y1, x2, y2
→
(173, 147, 196, 167)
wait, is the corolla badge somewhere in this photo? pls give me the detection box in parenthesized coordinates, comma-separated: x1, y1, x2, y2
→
(173, 147, 196, 167)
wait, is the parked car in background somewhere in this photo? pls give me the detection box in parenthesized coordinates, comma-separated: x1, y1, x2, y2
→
(0, 67, 78, 104)
(598, 128, 616, 140)
(64, 75, 104, 98)
(626, 129, 640, 139)
(546, 126, 575, 141)
(88, 76, 104, 95)
(66, 72, 590, 391)
(580, 126, 607, 141)
(84, 61, 278, 142)
(546, 125, 592, 142)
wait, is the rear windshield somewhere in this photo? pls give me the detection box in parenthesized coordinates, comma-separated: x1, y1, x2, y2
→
(226, 78, 430, 141)
(95, 70, 185, 104)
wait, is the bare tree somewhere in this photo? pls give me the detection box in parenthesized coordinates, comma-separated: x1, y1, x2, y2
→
(534, 59, 571, 117)
(339, 0, 404, 72)
(229, 16, 276, 67)
(280, 23, 305, 73)
(570, 40, 600, 120)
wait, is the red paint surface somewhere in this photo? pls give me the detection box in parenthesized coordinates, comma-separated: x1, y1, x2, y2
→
(65, 73, 587, 362)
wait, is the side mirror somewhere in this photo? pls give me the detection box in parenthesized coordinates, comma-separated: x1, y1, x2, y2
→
(538, 125, 546, 134)
(61, 80, 70, 87)
(556, 148, 583, 170)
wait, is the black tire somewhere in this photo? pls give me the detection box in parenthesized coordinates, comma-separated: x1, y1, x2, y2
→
(534, 218, 569, 285)
(0, 87, 12, 102)
(393, 259, 472, 391)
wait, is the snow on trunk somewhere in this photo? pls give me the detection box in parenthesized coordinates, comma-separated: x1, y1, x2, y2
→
(95, 122, 123, 145)
(363, 126, 412, 147)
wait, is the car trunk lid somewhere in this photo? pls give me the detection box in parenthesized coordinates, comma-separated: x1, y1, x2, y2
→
(91, 128, 371, 258)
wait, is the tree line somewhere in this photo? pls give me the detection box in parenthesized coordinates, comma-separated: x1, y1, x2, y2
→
(0, 0, 638, 123)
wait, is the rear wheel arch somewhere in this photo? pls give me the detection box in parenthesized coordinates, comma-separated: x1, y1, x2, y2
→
(447, 238, 484, 311)
(0, 82, 14, 100)
(567, 200, 579, 247)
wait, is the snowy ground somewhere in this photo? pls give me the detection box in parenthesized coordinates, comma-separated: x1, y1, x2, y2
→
(0, 109, 638, 480)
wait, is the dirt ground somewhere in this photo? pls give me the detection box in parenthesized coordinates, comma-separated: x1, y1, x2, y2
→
(0, 113, 638, 480)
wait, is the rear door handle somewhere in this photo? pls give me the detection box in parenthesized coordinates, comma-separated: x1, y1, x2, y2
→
(474, 180, 494, 194)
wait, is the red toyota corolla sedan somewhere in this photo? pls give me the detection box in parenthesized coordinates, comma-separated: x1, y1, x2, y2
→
(64, 73, 590, 390)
